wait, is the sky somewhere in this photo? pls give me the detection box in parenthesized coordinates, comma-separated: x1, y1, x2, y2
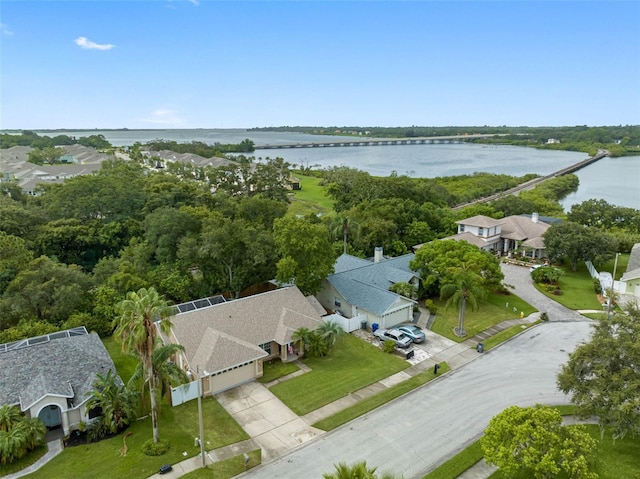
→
(1, 0, 639, 129)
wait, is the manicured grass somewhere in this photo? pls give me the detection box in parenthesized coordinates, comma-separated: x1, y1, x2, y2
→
(422, 440, 484, 479)
(180, 450, 261, 479)
(0, 445, 47, 477)
(269, 334, 409, 415)
(258, 360, 300, 383)
(287, 173, 334, 217)
(430, 293, 536, 342)
(23, 396, 248, 479)
(482, 322, 540, 351)
(102, 335, 139, 383)
(313, 363, 451, 431)
(487, 425, 640, 479)
(533, 262, 602, 310)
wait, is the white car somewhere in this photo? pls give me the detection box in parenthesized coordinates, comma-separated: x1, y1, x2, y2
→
(373, 328, 413, 348)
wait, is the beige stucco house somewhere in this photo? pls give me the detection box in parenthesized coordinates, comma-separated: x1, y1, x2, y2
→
(620, 243, 640, 299)
(166, 286, 323, 397)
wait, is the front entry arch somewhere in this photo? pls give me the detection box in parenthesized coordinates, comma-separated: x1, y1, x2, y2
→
(38, 405, 62, 429)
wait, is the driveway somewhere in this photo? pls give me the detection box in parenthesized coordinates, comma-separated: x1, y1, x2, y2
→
(500, 263, 586, 322)
(238, 320, 594, 479)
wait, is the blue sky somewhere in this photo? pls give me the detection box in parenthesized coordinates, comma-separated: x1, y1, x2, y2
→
(1, 1, 639, 129)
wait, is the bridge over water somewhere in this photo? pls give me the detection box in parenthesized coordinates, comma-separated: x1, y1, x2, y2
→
(255, 133, 501, 150)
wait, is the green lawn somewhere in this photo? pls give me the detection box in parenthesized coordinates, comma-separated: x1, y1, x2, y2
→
(430, 292, 536, 342)
(313, 363, 451, 431)
(22, 396, 248, 479)
(533, 262, 603, 310)
(287, 173, 334, 217)
(102, 335, 139, 383)
(258, 360, 300, 383)
(269, 334, 409, 415)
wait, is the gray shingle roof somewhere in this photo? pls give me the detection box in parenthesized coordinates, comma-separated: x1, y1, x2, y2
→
(621, 243, 640, 281)
(0, 330, 118, 411)
(328, 254, 417, 316)
(170, 287, 322, 373)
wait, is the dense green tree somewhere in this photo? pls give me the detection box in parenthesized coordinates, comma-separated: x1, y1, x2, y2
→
(531, 266, 563, 285)
(0, 196, 45, 238)
(0, 232, 33, 294)
(236, 195, 288, 230)
(557, 304, 640, 439)
(27, 146, 65, 165)
(0, 256, 93, 327)
(143, 207, 201, 264)
(568, 199, 640, 233)
(34, 219, 104, 270)
(410, 239, 504, 295)
(0, 319, 58, 344)
(544, 222, 617, 271)
(490, 195, 540, 217)
(114, 287, 173, 444)
(389, 281, 416, 299)
(273, 217, 336, 295)
(481, 405, 597, 479)
(77, 134, 112, 150)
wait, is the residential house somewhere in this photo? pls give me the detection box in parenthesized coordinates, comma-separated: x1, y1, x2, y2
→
(316, 248, 418, 330)
(0, 327, 119, 435)
(620, 243, 640, 299)
(166, 286, 323, 397)
(434, 213, 556, 259)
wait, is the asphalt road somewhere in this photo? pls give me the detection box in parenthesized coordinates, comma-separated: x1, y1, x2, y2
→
(239, 320, 594, 479)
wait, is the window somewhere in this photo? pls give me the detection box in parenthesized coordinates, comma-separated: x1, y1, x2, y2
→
(459, 224, 465, 233)
(478, 227, 485, 236)
(88, 406, 102, 420)
(258, 342, 271, 355)
(334, 298, 341, 307)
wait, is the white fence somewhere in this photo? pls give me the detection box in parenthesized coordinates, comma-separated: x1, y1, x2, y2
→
(324, 313, 366, 333)
(171, 380, 199, 407)
(586, 261, 625, 297)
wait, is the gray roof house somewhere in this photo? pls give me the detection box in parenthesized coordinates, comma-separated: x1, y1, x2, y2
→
(0, 327, 119, 435)
(316, 249, 418, 331)
(166, 286, 323, 397)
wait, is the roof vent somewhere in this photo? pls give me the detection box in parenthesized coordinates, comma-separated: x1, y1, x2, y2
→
(532, 212, 539, 223)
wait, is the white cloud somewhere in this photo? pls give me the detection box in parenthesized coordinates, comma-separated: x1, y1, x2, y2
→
(141, 109, 186, 126)
(1, 23, 13, 36)
(74, 36, 115, 51)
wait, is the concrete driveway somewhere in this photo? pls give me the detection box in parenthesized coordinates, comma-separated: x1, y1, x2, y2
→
(501, 263, 586, 322)
(215, 381, 324, 462)
(237, 320, 594, 479)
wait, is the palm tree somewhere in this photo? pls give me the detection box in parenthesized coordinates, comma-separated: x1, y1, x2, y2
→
(114, 287, 172, 443)
(317, 320, 345, 348)
(306, 330, 329, 358)
(323, 460, 402, 479)
(86, 369, 136, 434)
(0, 405, 22, 432)
(330, 215, 360, 255)
(128, 343, 189, 409)
(440, 271, 486, 337)
(291, 326, 313, 355)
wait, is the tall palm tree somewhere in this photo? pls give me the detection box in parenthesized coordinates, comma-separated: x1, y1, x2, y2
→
(440, 271, 486, 337)
(114, 287, 172, 443)
(0, 405, 22, 432)
(128, 343, 189, 409)
(330, 215, 360, 255)
(291, 326, 313, 355)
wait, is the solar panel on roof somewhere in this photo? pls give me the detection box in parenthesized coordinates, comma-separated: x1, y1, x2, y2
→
(194, 299, 210, 309)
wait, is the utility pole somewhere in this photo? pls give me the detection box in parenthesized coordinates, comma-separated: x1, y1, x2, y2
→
(196, 366, 205, 467)
(607, 252, 620, 320)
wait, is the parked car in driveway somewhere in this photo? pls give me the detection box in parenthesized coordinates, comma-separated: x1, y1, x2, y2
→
(396, 324, 426, 343)
(373, 328, 413, 348)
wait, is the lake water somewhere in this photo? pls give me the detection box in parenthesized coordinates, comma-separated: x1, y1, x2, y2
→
(34, 129, 640, 210)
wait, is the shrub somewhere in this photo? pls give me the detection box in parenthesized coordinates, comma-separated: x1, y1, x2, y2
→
(424, 299, 438, 315)
(593, 278, 602, 294)
(142, 438, 170, 456)
(382, 340, 396, 354)
(540, 312, 549, 321)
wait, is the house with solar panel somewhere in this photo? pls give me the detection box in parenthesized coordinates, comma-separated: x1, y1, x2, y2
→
(316, 248, 418, 331)
(165, 286, 323, 401)
(0, 327, 120, 436)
